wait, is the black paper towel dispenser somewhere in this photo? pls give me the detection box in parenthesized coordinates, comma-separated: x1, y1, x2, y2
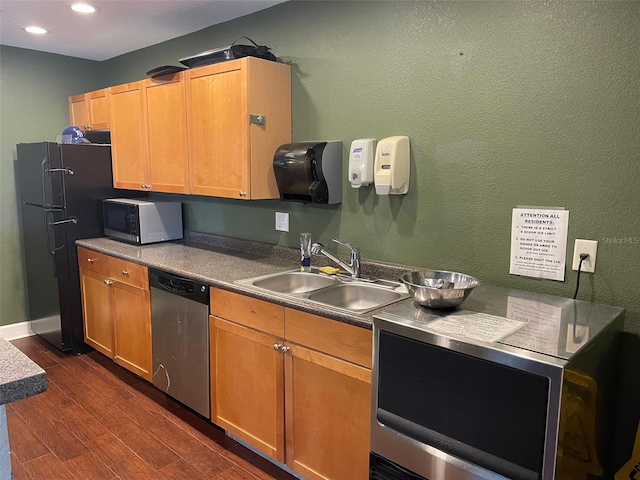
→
(273, 141, 342, 204)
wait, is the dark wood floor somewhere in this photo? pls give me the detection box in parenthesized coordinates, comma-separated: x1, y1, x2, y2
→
(7, 335, 298, 480)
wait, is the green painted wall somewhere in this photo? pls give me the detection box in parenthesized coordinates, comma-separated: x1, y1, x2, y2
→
(1, 0, 638, 463)
(103, 1, 640, 462)
(0, 46, 102, 326)
(102, 1, 639, 332)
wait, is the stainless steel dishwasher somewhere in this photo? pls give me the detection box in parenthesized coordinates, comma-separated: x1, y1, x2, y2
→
(149, 269, 210, 418)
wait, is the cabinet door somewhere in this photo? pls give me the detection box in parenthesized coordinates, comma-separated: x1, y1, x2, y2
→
(143, 76, 189, 193)
(88, 89, 110, 130)
(285, 344, 371, 480)
(69, 93, 90, 130)
(112, 281, 152, 381)
(245, 58, 291, 199)
(186, 62, 250, 198)
(110, 82, 148, 190)
(212, 317, 285, 462)
(79, 268, 113, 358)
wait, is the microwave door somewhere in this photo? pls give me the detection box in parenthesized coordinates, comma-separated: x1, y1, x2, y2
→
(104, 202, 139, 242)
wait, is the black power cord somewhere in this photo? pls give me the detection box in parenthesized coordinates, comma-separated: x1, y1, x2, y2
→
(572, 253, 590, 300)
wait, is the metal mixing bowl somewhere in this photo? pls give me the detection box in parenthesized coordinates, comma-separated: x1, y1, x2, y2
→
(400, 270, 480, 309)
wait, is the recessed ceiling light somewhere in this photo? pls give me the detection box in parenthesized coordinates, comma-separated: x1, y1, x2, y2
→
(22, 26, 49, 35)
(69, 3, 100, 14)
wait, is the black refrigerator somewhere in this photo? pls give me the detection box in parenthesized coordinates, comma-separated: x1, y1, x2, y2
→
(16, 142, 124, 353)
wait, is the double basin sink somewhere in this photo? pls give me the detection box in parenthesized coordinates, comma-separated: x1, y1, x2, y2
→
(236, 269, 410, 314)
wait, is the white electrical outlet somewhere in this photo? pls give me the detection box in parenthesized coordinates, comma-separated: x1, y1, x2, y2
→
(572, 239, 598, 273)
(275, 212, 289, 232)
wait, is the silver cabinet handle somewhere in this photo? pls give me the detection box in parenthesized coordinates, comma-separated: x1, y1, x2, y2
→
(273, 344, 281, 351)
(103, 279, 113, 285)
(239, 191, 246, 197)
(281, 346, 290, 354)
(87, 258, 95, 263)
(121, 270, 129, 276)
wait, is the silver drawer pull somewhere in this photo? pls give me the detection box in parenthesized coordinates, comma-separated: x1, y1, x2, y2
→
(87, 258, 95, 263)
(281, 346, 290, 354)
(121, 270, 129, 276)
(273, 343, 281, 351)
(103, 279, 113, 285)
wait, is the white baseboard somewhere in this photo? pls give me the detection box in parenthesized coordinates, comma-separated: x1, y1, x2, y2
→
(0, 321, 34, 341)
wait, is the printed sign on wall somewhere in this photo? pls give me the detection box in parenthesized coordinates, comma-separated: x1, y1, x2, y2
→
(510, 207, 569, 281)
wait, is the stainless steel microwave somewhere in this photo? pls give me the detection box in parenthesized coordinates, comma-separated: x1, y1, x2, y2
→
(370, 285, 624, 480)
(103, 198, 183, 244)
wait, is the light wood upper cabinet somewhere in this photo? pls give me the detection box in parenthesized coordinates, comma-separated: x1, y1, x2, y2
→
(143, 75, 189, 194)
(75, 58, 290, 199)
(78, 246, 152, 381)
(110, 75, 189, 193)
(88, 89, 110, 130)
(69, 93, 90, 130)
(185, 57, 291, 199)
(109, 81, 147, 190)
(69, 88, 110, 131)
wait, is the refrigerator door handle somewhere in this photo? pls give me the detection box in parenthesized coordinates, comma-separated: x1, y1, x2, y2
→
(40, 157, 49, 206)
(44, 209, 66, 254)
(46, 168, 74, 210)
(49, 217, 78, 226)
(45, 168, 74, 176)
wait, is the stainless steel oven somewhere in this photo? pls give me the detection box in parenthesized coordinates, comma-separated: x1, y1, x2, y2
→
(370, 285, 624, 480)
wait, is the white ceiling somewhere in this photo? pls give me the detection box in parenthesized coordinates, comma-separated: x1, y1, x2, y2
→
(0, 0, 286, 61)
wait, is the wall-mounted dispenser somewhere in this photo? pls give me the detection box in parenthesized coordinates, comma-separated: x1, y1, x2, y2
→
(273, 141, 342, 204)
(348, 138, 376, 188)
(374, 135, 410, 195)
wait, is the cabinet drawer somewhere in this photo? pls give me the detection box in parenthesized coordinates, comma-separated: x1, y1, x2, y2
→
(210, 288, 284, 338)
(108, 257, 148, 290)
(285, 308, 372, 369)
(77, 247, 110, 276)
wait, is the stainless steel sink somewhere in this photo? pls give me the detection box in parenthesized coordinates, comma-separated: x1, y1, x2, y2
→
(236, 269, 410, 314)
(252, 271, 339, 294)
(307, 283, 406, 313)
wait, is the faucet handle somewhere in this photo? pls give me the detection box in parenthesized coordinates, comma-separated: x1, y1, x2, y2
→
(332, 238, 359, 254)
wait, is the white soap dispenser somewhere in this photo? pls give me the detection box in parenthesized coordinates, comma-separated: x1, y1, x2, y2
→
(374, 135, 410, 195)
(348, 138, 376, 188)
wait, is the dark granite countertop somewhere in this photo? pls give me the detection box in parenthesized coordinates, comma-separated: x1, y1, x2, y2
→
(0, 338, 47, 406)
(76, 232, 417, 329)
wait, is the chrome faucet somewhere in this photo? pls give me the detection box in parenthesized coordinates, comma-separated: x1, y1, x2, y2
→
(311, 239, 361, 279)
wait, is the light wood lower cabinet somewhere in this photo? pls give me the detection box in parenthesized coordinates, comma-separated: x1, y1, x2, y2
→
(78, 247, 152, 381)
(79, 268, 114, 358)
(111, 281, 151, 379)
(285, 343, 371, 480)
(210, 287, 372, 480)
(212, 317, 285, 463)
